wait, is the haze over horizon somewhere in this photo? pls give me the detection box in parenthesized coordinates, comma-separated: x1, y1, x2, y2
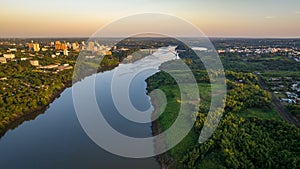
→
(1, 0, 300, 38)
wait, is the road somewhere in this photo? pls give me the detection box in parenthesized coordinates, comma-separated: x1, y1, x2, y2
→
(257, 75, 300, 128)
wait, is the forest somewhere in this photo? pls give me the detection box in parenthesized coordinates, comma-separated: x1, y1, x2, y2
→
(146, 45, 300, 168)
(0, 53, 75, 135)
(147, 69, 299, 169)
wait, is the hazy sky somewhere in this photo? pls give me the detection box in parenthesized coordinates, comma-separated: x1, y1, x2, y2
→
(1, 0, 300, 37)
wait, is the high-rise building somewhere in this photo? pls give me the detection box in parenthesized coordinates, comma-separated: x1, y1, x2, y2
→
(28, 43, 33, 51)
(55, 41, 61, 50)
(66, 42, 71, 49)
(55, 41, 68, 51)
(61, 43, 68, 50)
(33, 43, 40, 52)
(72, 42, 79, 50)
(87, 42, 94, 51)
(93, 46, 98, 51)
(63, 49, 69, 56)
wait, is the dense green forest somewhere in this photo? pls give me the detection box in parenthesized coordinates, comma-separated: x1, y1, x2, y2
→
(146, 44, 300, 168)
(0, 56, 74, 135)
(147, 69, 299, 169)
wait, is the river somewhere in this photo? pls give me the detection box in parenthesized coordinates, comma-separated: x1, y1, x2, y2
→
(0, 47, 177, 169)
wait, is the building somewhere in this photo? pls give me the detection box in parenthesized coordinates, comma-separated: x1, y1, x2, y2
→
(63, 49, 69, 56)
(55, 41, 68, 51)
(40, 64, 58, 69)
(58, 65, 73, 71)
(281, 98, 296, 104)
(87, 42, 94, 51)
(21, 57, 28, 61)
(93, 46, 98, 51)
(106, 51, 112, 55)
(55, 41, 61, 50)
(3, 54, 15, 59)
(61, 43, 68, 50)
(41, 48, 48, 51)
(217, 49, 226, 54)
(72, 42, 79, 50)
(28, 42, 34, 51)
(7, 48, 17, 52)
(66, 42, 71, 49)
(0, 57, 7, 64)
(33, 43, 40, 52)
(30, 60, 39, 66)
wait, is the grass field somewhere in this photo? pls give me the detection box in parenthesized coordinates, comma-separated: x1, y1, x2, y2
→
(239, 107, 282, 121)
(155, 83, 211, 161)
(153, 81, 283, 166)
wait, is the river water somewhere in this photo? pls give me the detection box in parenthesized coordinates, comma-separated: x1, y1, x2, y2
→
(0, 47, 177, 169)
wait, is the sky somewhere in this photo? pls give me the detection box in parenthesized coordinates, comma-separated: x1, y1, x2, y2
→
(0, 0, 300, 38)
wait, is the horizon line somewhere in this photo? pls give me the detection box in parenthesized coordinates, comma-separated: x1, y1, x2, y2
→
(0, 36, 300, 39)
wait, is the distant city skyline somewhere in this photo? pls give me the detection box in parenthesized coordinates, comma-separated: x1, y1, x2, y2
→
(1, 0, 300, 38)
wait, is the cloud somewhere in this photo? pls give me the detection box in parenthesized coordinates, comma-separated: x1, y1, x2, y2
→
(264, 16, 275, 19)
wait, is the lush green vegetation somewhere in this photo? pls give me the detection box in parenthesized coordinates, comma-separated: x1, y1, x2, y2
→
(0, 56, 74, 134)
(239, 108, 281, 121)
(93, 39, 300, 168)
(287, 104, 300, 119)
(1, 38, 299, 168)
(220, 54, 300, 72)
(147, 61, 300, 168)
(147, 41, 299, 168)
(260, 71, 300, 121)
(0, 46, 120, 135)
(182, 115, 300, 169)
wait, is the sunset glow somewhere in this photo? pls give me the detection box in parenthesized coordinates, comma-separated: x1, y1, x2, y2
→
(1, 0, 300, 37)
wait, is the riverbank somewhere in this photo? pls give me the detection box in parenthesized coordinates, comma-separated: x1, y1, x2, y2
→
(0, 80, 72, 137)
(0, 63, 120, 138)
(150, 91, 177, 169)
